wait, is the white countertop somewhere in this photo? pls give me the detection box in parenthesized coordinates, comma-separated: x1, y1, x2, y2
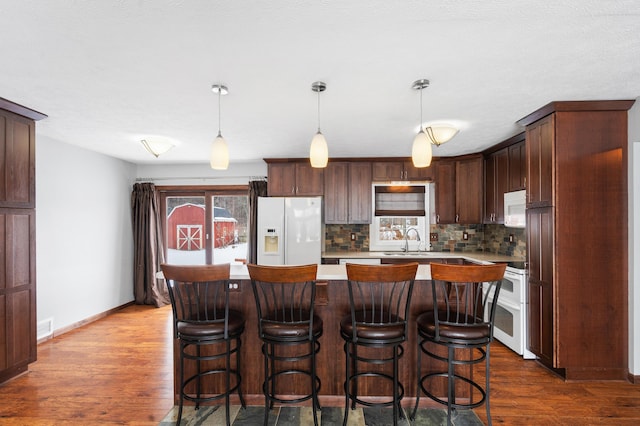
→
(159, 251, 520, 282)
(322, 251, 521, 263)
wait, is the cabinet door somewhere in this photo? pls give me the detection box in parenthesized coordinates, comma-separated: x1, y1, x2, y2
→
(527, 207, 554, 366)
(484, 154, 496, 224)
(0, 110, 35, 208)
(508, 141, 526, 191)
(267, 163, 296, 196)
(455, 156, 483, 224)
(348, 162, 372, 223)
(295, 163, 324, 196)
(434, 160, 456, 224)
(0, 210, 36, 382)
(324, 162, 349, 224)
(372, 161, 404, 181)
(526, 115, 554, 207)
(404, 160, 435, 181)
(493, 150, 509, 223)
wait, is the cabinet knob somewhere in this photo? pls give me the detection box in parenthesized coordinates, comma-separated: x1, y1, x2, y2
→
(455, 214, 459, 223)
(436, 214, 440, 223)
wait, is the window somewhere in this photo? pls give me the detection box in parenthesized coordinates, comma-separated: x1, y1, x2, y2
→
(159, 186, 248, 265)
(369, 216, 427, 252)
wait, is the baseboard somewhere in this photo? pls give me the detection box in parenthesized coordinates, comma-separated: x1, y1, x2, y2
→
(37, 301, 135, 344)
(628, 372, 640, 384)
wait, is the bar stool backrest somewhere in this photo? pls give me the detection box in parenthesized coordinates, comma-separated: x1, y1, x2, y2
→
(345, 262, 419, 343)
(247, 264, 318, 341)
(428, 263, 507, 344)
(161, 263, 232, 338)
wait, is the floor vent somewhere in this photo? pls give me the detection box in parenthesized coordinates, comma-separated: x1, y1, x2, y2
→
(37, 317, 54, 340)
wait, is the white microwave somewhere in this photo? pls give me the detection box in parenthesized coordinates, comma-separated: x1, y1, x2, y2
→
(504, 190, 526, 228)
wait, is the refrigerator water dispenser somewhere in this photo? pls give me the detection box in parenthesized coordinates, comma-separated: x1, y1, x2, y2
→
(263, 228, 280, 254)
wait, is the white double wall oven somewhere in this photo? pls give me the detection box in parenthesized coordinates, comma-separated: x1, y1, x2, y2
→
(484, 263, 536, 359)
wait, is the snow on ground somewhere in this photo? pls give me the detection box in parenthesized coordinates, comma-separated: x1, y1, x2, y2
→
(166, 243, 248, 265)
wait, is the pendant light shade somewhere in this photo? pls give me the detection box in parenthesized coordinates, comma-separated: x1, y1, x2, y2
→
(310, 131, 328, 168)
(310, 81, 328, 168)
(412, 129, 433, 168)
(210, 132, 229, 170)
(211, 84, 229, 170)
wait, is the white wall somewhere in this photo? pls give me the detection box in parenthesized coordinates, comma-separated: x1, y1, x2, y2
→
(629, 99, 640, 376)
(36, 136, 137, 333)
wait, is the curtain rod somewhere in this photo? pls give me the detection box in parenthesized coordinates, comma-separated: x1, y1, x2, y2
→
(135, 176, 267, 182)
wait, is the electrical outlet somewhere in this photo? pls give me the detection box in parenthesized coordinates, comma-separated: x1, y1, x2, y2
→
(463, 231, 469, 240)
(509, 234, 514, 243)
(430, 232, 439, 242)
(229, 282, 241, 292)
(350, 232, 356, 241)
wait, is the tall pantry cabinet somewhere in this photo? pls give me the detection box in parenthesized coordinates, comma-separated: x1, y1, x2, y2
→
(0, 98, 46, 384)
(518, 100, 634, 380)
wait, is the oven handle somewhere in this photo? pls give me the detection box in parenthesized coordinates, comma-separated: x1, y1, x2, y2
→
(495, 297, 521, 311)
(504, 270, 526, 280)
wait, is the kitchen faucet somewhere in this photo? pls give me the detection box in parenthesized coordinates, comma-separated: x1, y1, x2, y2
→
(403, 227, 421, 252)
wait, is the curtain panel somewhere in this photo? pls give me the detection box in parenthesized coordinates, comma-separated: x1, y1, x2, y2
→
(247, 180, 268, 264)
(131, 182, 169, 307)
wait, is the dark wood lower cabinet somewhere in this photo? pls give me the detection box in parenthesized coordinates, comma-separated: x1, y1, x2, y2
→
(0, 209, 36, 384)
(173, 279, 469, 404)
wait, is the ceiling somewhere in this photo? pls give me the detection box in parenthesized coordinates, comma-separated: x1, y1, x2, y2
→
(1, 1, 639, 166)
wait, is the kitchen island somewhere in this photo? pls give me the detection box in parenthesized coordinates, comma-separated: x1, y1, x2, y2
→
(172, 252, 520, 407)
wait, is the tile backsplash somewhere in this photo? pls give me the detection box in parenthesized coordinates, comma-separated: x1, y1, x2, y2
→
(325, 223, 526, 258)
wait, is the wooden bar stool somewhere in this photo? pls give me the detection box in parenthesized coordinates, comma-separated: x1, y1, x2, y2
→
(341, 262, 418, 426)
(247, 264, 323, 426)
(161, 263, 246, 426)
(411, 263, 506, 426)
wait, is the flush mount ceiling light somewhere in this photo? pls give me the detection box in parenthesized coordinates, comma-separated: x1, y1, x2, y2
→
(411, 79, 459, 168)
(310, 81, 328, 168)
(141, 137, 175, 158)
(425, 123, 459, 147)
(210, 84, 229, 170)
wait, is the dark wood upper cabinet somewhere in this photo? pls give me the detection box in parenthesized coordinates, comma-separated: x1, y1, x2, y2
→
(434, 160, 456, 224)
(508, 140, 526, 191)
(324, 161, 372, 224)
(403, 160, 435, 181)
(371, 160, 435, 181)
(347, 162, 372, 224)
(372, 161, 404, 181)
(525, 114, 554, 208)
(295, 162, 324, 196)
(266, 160, 324, 196)
(0, 109, 37, 209)
(484, 148, 508, 224)
(455, 155, 483, 224)
(323, 162, 349, 223)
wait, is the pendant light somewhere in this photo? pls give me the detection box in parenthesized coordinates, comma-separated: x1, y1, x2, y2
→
(411, 79, 433, 168)
(411, 79, 459, 167)
(210, 84, 229, 170)
(310, 81, 328, 168)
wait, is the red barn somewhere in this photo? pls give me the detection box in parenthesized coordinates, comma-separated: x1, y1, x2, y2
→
(167, 203, 237, 250)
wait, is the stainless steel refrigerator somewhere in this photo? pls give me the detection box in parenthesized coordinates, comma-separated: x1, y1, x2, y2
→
(257, 196, 322, 265)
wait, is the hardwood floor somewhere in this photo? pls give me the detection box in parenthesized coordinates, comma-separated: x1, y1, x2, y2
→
(1, 303, 639, 425)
